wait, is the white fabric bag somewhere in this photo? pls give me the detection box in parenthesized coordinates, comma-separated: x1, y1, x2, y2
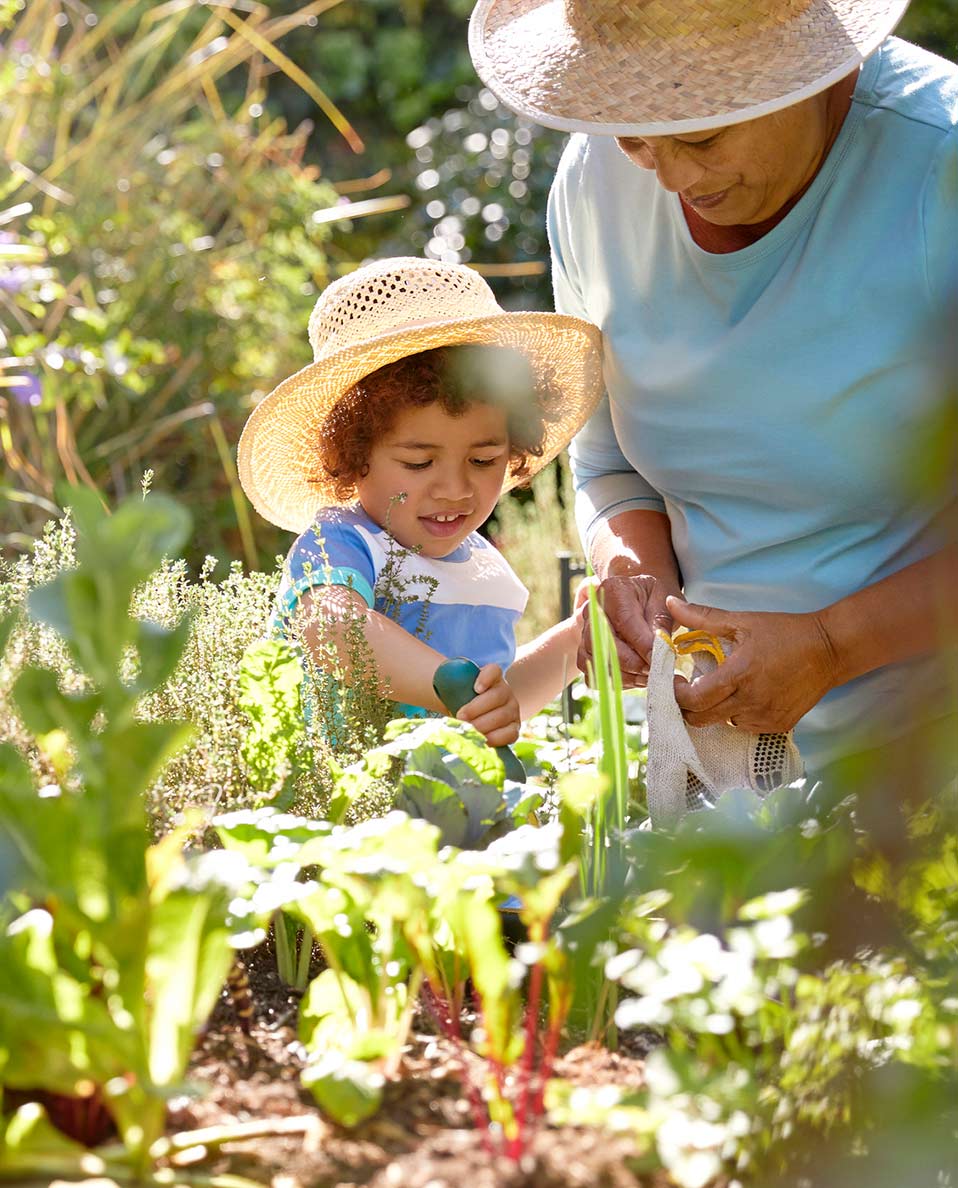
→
(645, 631, 804, 828)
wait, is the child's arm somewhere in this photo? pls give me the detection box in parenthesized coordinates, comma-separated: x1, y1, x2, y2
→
(506, 618, 582, 719)
(506, 579, 596, 719)
(296, 586, 520, 746)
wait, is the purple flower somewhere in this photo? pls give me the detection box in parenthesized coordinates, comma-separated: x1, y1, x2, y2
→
(0, 265, 30, 293)
(11, 372, 42, 407)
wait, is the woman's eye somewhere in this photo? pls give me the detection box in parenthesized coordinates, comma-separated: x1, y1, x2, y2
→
(471, 457, 500, 468)
(400, 460, 431, 471)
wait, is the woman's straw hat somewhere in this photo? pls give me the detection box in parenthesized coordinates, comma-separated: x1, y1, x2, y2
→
(469, 0, 911, 136)
(238, 257, 604, 533)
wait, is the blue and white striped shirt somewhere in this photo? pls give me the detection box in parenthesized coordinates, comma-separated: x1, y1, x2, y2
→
(274, 505, 529, 716)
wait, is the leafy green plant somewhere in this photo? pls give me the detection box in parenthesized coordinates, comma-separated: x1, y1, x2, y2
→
(216, 806, 441, 1125)
(0, 486, 255, 1183)
(237, 638, 308, 810)
(329, 716, 543, 847)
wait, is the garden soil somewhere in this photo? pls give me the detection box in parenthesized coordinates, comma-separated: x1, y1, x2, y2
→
(162, 941, 679, 1188)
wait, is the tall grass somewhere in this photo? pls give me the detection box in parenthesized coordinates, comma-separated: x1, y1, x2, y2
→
(0, 0, 398, 567)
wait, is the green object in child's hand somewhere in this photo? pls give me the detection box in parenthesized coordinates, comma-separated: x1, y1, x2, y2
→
(432, 657, 527, 784)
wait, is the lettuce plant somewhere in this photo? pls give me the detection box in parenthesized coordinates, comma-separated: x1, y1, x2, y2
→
(329, 716, 542, 848)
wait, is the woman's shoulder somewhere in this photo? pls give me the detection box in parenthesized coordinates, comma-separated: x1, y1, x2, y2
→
(860, 37, 958, 136)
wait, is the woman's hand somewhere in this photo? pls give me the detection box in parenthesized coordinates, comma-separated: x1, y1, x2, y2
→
(667, 596, 840, 732)
(457, 663, 521, 747)
(578, 574, 683, 687)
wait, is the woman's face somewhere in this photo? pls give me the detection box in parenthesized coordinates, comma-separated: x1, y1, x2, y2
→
(616, 87, 840, 226)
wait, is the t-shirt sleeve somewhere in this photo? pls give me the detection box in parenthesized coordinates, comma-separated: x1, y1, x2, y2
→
(277, 517, 377, 626)
(547, 137, 668, 555)
(921, 126, 958, 306)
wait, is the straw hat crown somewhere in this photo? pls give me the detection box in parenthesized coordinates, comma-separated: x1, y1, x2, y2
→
(307, 258, 503, 360)
(238, 256, 604, 533)
(469, 0, 910, 135)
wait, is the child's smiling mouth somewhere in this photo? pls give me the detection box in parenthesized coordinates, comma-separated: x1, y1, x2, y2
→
(420, 511, 470, 538)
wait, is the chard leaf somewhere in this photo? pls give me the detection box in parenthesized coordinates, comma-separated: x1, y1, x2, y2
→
(299, 967, 367, 1053)
(146, 882, 234, 1087)
(101, 719, 194, 819)
(214, 807, 332, 867)
(443, 889, 522, 1067)
(0, 1102, 90, 1175)
(302, 1051, 384, 1128)
(293, 886, 378, 999)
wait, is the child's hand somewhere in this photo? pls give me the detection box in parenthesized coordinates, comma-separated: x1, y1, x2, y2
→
(456, 663, 520, 747)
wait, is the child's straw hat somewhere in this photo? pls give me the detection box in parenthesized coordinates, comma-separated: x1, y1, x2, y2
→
(238, 257, 604, 533)
(469, 0, 910, 137)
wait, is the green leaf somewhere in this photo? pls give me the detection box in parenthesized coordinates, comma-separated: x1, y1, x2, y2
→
(395, 773, 470, 848)
(383, 716, 505, 786)
(0, 912, 130, 1097)
(0, 1102, 90, 1177)
(12, 666, 100, 740)
(299, 967, 367, 1053)
(53, 483, 107, 544)
(301, 1050, 384, 1128)
(443, 888, 522, 1066)
(131, 614, 192, 695)
(293, 885, 378, 999)
(96, 492, 192, 575)
(214, 808, 333, 868)
(146, 884, 234, 1088)
(238, 639, 305, 797)
(101, 719, 194, 816)
(0, 744, 79, 900)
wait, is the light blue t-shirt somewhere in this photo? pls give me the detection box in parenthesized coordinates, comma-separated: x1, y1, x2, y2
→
(549, 38, 958, 770)
(274, 505, 529, 716)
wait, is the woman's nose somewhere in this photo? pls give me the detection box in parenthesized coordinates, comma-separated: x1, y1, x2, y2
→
(617, 136, 704, 194)
(648, 142, 704, 194)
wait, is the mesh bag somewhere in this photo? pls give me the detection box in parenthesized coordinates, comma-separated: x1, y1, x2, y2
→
(645, 631, 804, 827)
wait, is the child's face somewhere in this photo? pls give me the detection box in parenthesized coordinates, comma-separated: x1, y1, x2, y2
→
(356, 400, 511, 558)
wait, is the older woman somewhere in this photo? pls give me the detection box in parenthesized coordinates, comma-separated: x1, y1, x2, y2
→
(469, 0, 957, 773)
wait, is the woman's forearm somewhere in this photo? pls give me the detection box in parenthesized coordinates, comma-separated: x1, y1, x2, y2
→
(818, 545, 958, 685)
(590, 508, 683, 588)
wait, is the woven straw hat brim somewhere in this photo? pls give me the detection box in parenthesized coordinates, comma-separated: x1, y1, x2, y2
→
(238, 312, 604, 534)
(469, 0, 910, 136)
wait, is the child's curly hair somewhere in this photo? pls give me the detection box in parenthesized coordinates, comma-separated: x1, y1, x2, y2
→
(318, 345, 557, 502)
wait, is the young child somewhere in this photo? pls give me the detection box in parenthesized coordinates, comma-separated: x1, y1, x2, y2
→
(237, 257, 603, 746)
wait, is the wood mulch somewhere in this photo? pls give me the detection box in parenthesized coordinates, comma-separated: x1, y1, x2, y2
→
(161, 941, 673, 1188)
